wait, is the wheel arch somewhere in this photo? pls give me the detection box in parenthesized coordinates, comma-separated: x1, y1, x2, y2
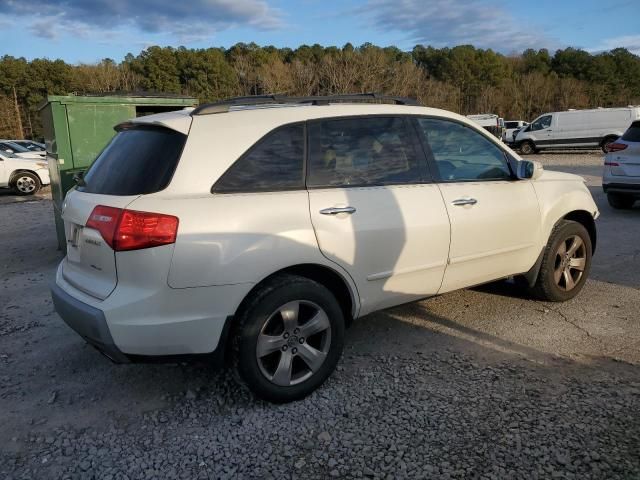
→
(523, 209, 597, 287)
(562, 210, 596, 254)
(240, 263, 358, 324)
(9, 169, 43, 185)
(219, 263, 359, 365)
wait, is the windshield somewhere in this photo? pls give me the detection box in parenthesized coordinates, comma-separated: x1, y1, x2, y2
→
(531, 115, 552, 131)
(5, 142, 30, 152)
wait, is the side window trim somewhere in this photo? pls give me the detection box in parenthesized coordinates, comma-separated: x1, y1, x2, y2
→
(412, 116, 516, 183)
(304, 114, 432, 190)
(211, 121, 306, 194)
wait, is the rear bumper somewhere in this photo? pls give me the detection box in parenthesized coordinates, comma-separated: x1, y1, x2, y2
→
(603, 182, 640, 196)
(52, 261, 252, 362)
(51, 282, 130, 363)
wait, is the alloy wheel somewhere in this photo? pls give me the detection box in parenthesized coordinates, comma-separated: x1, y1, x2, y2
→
(553, 235, 586, 291)
(256, 300, 332, 387)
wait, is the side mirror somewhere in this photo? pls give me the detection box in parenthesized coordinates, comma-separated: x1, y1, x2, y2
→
(517, 160, 543, 180)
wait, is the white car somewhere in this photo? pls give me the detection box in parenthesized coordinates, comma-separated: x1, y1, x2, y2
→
(50, 95, 599, 402)
(0, 151, 50, 195)
(603, 120, 640, 209)
(0, 140, 46, 159)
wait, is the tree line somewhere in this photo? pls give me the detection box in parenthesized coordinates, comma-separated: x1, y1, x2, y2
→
(1, 43, 639, 139)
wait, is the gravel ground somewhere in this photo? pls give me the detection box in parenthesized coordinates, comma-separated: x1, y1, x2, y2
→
(1, 153, 639, 479)
(0, 185, 52, 205)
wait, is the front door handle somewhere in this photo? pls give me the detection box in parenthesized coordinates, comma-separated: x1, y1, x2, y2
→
(452, 198, 478, 206)
(320, 206, 356, 215)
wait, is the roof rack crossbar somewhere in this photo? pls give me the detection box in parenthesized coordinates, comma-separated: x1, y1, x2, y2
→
(191, 93, 419, 115)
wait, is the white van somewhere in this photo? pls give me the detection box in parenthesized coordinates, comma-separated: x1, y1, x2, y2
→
(466, 114, 505, 140)
(514, 107, 640, 154)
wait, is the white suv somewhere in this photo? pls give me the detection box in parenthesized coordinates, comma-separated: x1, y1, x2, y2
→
(603, 120, 640, 209)
(51, 95, 599, 402)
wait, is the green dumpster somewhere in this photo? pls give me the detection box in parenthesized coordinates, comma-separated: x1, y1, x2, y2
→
(38, 94, 197, 250)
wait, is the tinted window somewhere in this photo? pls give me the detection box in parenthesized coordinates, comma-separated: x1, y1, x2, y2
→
(308, 117, 421, 187)
(531, 115, 552, 131)
(214, 124, 304, 193)
(505, 121, 519, 129)
(80, 126, 186, 195)
(417, 118, 512, 181)
(622, 121, 640, 142)
(22, 142, 44, 151)
(0, 142, 17, 152)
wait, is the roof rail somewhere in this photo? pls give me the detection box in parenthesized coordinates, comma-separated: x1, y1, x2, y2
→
(191, 93, 420, 115)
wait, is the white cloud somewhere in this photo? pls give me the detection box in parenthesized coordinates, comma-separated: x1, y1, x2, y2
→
(587, 35, 640, 56)
(0, 0, 284, 42)
(361, 0, 555, 52)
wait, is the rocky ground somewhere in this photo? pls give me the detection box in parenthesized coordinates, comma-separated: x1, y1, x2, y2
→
(1, 153, 639, 479)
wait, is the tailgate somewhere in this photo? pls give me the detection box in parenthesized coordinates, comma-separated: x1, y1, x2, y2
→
(62, 190, 138, 299)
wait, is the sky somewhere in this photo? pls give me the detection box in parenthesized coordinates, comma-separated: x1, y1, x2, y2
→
(0, 0, 639, 63)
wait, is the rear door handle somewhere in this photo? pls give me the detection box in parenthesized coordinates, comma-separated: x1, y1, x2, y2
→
(451, 198, 477, 206)
(320, 206, 356, 215)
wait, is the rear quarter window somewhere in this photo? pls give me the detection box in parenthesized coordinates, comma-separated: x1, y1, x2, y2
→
(622, 122, 640, 142)
(79, 126, 186, 196)
(213, 123, 304, 193)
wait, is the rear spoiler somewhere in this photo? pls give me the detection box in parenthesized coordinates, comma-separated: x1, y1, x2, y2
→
(116, 109, 193, 135)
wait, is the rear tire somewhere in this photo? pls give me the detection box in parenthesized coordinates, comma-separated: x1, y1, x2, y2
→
(520, 141, 536, 155)
(11, 172, 41, 195)
(232, 274, 345, 403)
(601, 136, 618, 153)
(529, 220, 592, 302)
(607, 193, 635, 209)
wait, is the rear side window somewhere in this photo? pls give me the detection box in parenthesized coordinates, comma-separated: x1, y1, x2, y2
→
(622, 121, 640, 142)
(213, 124, 304, 193)
(307, 116, 422, 187)
(80, 126, 186, 195)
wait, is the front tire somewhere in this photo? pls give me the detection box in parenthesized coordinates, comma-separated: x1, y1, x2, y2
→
(519, 140, 536, 155)
(607, 193, 635, 209)
(530, 220, 592, 302)
(12, 172, 41, 195)
(232, 274, 345, 403)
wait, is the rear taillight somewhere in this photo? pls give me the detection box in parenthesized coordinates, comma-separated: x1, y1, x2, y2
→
(116, 209, 179, 251)
(86, 205, 178, 251)
(606, 142, 628, 153)
(86, 205, 122, 249)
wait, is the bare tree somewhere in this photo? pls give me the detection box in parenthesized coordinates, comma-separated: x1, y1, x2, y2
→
(290, 60, 318, 96)
(258, 58, 295, 94)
